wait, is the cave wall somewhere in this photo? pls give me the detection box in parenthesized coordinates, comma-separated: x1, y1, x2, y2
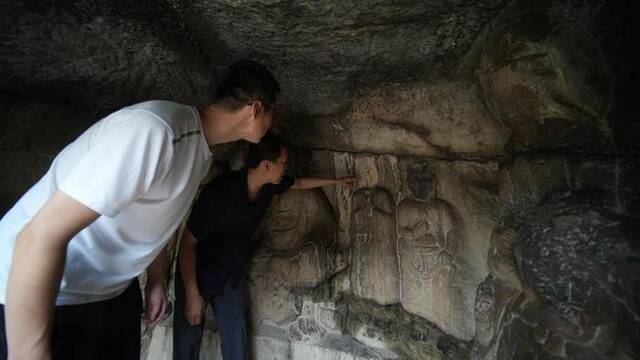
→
(0, 97, 97, 215)
(1, 1, 639, 359)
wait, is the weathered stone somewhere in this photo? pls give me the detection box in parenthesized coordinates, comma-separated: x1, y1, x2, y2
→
(328, 152, 497, 341)
(141, 324, 294, 360)
(141, 325, 222, 360)
(350, 187, 400, 305)
(184, 0, 506, 115)
(487, 226, 521, 290)
(478, 0, 623, 154)
(397, 198, 475, 340)
(345, 297, 468, 359)
(288, 296, 347, 344)
(0, 1, 211, 111)
(521, 193, 640, 355)
(472, 191, 640, 360)
(290, 338, 398, 360)
(428, 160, 500, 276)
(248, 189, 344, 324)
(0, 98, 96, 215)
(499, 157, 640, 216)
(471, 273, 529, 359)
(277, 82, 510, 158)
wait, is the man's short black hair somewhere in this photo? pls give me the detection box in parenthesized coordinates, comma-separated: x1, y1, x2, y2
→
(245, 132, 285, 169)
(214, 59, 281, 111)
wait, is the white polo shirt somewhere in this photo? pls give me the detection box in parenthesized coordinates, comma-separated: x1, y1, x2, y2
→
(0, 100, 212, 305)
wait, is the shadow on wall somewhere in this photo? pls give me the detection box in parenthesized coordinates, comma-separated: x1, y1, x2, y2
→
(0, 99, 97, 216)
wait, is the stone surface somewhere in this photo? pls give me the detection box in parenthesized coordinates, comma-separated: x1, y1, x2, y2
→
(471, 172, 640, 359)
(478, 3, 615, 154)
(184, 0, 507, 115)
(344, 296, 468, 359)
(397, 198, 475, 340)
(350, 187, 400, 305)
(0, 1, 211, 111)
(519, 193, 640, 358)
(248, 188, 344, 324)
(0, 97, 96, 215)
(326, 152, 497, 341)
(276, 82, 510, 158)
(1, 1, 637, 154)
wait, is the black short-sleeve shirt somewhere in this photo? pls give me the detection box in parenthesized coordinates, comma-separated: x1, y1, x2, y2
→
(186, 168, 294, 295)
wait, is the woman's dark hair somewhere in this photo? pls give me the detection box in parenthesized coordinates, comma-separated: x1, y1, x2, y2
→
(213, 59, 281, 111)
(245, 132, 285, 169)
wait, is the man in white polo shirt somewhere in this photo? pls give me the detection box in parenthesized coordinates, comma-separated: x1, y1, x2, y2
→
(0, 60, 280, 360)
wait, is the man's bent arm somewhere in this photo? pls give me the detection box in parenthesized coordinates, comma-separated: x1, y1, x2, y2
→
(178, 228, 206, 325)
(147, 246, 167, 289)
(178, 228, 200, 299)
(143, 246, 168, 326)
(5, 191, 99, 360)
(291, 176, 355, 190)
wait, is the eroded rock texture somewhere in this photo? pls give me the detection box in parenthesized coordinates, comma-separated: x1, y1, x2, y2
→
(350, 187, 400, 305)
(248, 188, 344, 324)
(397, 198, 472, 340)
(1, 0, 638, 359)
(470, 159, 640, 360)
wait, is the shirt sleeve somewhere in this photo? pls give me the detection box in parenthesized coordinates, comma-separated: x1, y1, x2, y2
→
(273, 175, 295, 194)
(58, 114, 174, 217)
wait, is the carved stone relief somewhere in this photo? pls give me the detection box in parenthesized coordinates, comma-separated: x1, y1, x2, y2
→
(479, 1, 615, 154)
(350, 187, 400, 305)
(397, 197, 475, 340)
(248, 189, 344, 324)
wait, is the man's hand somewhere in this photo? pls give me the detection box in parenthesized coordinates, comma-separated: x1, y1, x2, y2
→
(143, 281, 167, 326)
(184, 292, 205, 326)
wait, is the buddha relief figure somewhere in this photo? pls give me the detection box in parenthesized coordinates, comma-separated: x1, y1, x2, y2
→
(487, 226, 522, 290)
(350, 187, 400, 305)
(471, 224, 526, 357)
(397, 197, 475, 340)
(248, 189, 343, 324)
(261, 189, 341, 287)
(472, 274, 528, 359)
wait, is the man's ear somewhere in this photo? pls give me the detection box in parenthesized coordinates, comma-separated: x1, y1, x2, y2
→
(250, 101, 264, 119)
(246, 101, 259, 123)
(261, 159, 271, 171)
